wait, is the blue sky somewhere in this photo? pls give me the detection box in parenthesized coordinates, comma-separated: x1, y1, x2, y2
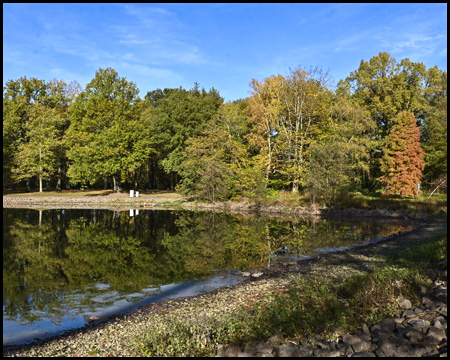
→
(3, 3, 447, 102)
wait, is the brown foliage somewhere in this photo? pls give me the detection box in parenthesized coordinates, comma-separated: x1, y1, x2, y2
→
(379, 111, 425, 197)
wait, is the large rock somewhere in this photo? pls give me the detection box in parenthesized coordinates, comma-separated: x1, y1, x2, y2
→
(342, 333, 362, 346)
(275, 342, 301, 357)
(216, 345, 242, 357)
(399, 299, 412, 310)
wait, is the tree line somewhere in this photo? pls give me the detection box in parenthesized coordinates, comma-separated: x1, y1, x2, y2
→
(3, 52, 447, 203)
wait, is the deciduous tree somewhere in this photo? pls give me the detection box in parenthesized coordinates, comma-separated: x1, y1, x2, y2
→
(66, 68, 153, 192)
(379, 111, 425, 197)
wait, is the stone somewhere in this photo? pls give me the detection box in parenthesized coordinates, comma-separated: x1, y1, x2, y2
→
(377, 318, 397, 334)
(393, 344, 418, 357)
(315, 339, 330, 350)
(237, 350, 255, 357)
(371, 331, 391, 343)
(313, 348, 334, 356)
(342, 333, 362, 346)
(399, 299, 412, 310)
(361, 323, 370, 336)
(255, 342, 275, 355)
(351, 340, 371, 353)
(426, 326, 447, 342)
(352, 351, 376, 357)
(377, 338, 399, 356)
(375, 348, 388, 357)
(407, 318, 430, 329)
(422, 296, 437, 309)
(344, 345, 354, 356)
(417, 284, 429, 295)
(216, 345, 242, 357)
(251, 272, 264, 278)
(333, 327, 346, 336)
(432, 315, 447, 329)
(405, 328, 425, 342)
(296, 347, 313, 357)
(275, 342, 300, 357)
(402, 310, 415, 318)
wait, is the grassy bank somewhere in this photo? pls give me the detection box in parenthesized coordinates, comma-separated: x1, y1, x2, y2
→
(136, 227, 447, 357)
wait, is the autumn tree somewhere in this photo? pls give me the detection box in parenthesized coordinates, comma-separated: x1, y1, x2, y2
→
(337, 52, 445, 191)
(379, 111, 425, 198)
(247, 67, 332, 193)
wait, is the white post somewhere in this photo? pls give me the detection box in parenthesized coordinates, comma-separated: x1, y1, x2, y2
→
(130, 190, 134, 198)
(136, 209, 139, 216)
(135, 191, 139, 197)
(130, 209, 134, 216)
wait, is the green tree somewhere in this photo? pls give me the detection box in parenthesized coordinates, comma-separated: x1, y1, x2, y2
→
(66, 68, 153, 191)
(3, 77, 48, 188)
(337, 52, 443, 191)
(150, 83, 223, 189)
(179, 101, 258, 201)
(420, 67, 447, 188)
(3, 77, 79, 190)
(339, 52, 427, 137)
(11, 104, 66, 192)
(379, 111, 425, 198)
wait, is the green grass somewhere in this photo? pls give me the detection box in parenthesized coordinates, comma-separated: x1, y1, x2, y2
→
(136, 228, 447, 357)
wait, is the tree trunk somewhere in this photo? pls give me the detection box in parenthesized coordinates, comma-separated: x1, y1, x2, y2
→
(39, 174, 43, 193)
(292, 179, 299, 193)
(113, 174, 121, 193)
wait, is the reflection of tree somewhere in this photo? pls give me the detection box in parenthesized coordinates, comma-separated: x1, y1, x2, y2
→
(3, 208, 413, 325)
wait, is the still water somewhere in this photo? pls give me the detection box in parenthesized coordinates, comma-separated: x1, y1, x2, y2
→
(3, 208, 413, 346)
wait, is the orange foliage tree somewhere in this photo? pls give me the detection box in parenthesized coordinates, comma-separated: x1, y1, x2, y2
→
(379, 111, 425, 197)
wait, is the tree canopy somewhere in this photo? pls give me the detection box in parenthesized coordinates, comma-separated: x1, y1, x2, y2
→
(3, 53, 447, 202)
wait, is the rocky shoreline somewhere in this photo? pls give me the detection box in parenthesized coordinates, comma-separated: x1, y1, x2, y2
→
(3, 217, 446, 357)
(217, 261, 447, 357)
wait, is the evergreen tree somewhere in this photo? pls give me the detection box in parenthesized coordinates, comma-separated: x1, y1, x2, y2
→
(379, 111, 425, 197)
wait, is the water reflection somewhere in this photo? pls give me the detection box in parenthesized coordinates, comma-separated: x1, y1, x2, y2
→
(3, 208, 413, 345)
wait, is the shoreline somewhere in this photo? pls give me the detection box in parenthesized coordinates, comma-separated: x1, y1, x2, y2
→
(3, 216, 446, 356)
(2, 194, 431, 219)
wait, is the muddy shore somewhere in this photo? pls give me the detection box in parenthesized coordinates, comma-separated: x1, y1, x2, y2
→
(3, 197, 446, 357)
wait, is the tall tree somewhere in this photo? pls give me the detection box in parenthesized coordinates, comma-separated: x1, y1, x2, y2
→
(379, 111, 425, 198)
(179, 101, 261, 201)
(66, 68, 153, 192)
(3, 77, 48, 188)
(247, 67, 332, 192)
(306, 96, 375, 204)
(11, 104, 66, 192)
(150, 83, 223, 189)
(337, 52, 434, 190)
(3, 77, 79, 190)
(420, 67, 447, 188)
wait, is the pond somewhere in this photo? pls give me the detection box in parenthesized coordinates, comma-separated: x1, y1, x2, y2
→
(3, 208, 413, 346)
